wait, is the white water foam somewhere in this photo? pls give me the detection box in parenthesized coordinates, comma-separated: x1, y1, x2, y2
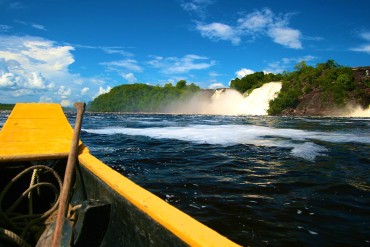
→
(167, 82, 282, 115)
(83, 124, 370, 161)
(208, 82, 282, 115)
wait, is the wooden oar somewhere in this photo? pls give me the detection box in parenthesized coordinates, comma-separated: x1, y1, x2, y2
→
(51, 102, 86, 247)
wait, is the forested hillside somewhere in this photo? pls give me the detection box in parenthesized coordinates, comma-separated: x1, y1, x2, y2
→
(230, 60, 369, 115)
(88, 80, 200, 112)
(88, 60, 369, 115)
(0, 104, 14, 110)
(230, 72, 283, 95)
(268, 60, 370, 115)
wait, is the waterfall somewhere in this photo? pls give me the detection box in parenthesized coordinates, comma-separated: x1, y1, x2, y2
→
(207, 82, 282, 115)
(165, 81, 282, 115)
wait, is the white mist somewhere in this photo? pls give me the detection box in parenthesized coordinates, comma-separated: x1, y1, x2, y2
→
(167, 81, 282, 115)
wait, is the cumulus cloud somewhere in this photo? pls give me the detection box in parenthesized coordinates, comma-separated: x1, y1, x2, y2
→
(0, 35, 109, 103)
(57, 86, 72, 98)
(95, 85, 112, 98)
(238, 8, 273, 33)
(194, 8, 303, 49)
(148, 54, 215, 74)
(122, 73, 137, 83)
(61, 99, 72, 107)
(81, 87, 89, 95)
(39, 95, 53, 102)
(0, 72, 16, 87)
(196, 22, 241, 45)
(268, 27, 302, 49)
(236, 68, 255, 78)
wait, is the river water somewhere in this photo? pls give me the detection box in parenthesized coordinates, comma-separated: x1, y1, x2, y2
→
(1, 112, 369, 246)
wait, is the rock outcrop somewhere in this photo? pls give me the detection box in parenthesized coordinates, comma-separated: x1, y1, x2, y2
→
(281, 67, 370, 116)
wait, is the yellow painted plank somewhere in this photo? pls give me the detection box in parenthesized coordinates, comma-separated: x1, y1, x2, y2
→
(79, 152, 241, 247)
(0, 103, 75, 161)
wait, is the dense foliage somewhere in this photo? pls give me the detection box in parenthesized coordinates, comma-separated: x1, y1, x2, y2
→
(0, 104, 14, 110)
(230, 72, 283, 95)
(88, 60, 368, 114)
(268, 60, 358, 114)
(88, 80, 200, 112)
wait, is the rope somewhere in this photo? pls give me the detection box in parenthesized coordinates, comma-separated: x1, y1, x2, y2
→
(0, 228, 31, 247)
(0, 165, 63, 246)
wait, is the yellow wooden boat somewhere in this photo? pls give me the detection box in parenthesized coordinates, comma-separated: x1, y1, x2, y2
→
(0, 103, 240, 247)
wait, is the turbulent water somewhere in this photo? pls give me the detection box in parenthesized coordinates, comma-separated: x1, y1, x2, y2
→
(166, 82, 282, 115)
(1, 111, 369, 246)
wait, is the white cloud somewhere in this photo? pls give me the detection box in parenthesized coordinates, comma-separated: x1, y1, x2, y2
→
(181, 0, 214, 18)
(39, 95, 53, 102)
(359, 32, 370, 41)
(58, 86, 72, 98)
(95, 85, 112, 98)
(26, 72, 48, 88)
(0, 35, 113, 103)
(238, 8, 273, 33)
(21, 40, 74, 72)
(15, 20, 46, 31)
(81, 87, 89, 95)
(0, 72, 16, 87)
(196, 22, 241, 45)
(148, 54, 215, 74)
(101, 59, 142, 72)
(122, 73, 137, 83)
(195, 8, 303, 49)
(31, 23, 46, 31)
(350, 31, 370, 54)
(61, 99, 72, 107)
(208, 83, 226, 89)
(102, 47, 133, 56)
(0, 24, 12, 32)
(268, 27, 302, 49)
(351, 45, 370, 54)
(236, 68, 255, 78)
(264, 55, 316, 73)
(12, 88, 33, 97)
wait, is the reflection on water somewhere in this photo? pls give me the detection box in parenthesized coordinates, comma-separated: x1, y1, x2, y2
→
(1, 111, 369, 246)
(78, 113, 370, 246)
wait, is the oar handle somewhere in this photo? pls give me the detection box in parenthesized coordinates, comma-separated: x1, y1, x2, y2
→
(52, 102, 86, 246)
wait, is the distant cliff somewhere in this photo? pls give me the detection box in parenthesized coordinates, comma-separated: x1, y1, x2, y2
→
(230, 60, 369, 116)
(277, 66, 370, 116)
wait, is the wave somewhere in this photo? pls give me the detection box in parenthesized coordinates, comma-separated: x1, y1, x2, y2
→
(83, 124, 370, 161)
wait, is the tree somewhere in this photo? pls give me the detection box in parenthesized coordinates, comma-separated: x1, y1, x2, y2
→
(176, 80, 187, 89)
(88, 82, 201, 112)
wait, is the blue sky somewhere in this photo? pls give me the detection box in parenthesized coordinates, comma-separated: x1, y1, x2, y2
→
(1, 0, 370, 106)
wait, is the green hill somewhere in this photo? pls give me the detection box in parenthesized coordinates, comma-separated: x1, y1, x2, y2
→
(0, 104, 15, 110)
(88, 80, 200, 112)
(230, 60, 370, 115)
(88, 60, 370, 115)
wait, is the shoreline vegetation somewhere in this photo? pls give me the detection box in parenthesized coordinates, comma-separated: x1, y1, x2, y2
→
(88, 60, 370, 116)
(0, 104, 15, 110)
(2, 60, 369, 116)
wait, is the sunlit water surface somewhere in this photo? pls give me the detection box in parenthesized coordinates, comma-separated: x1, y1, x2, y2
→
(1, 112, 369, 246)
